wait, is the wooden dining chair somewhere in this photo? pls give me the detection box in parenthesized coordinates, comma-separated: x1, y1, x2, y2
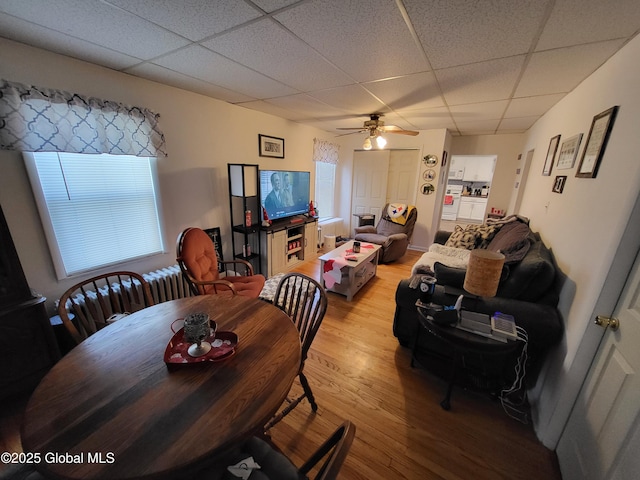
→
(176, 227, 265, 298)
(57, 271, 154, 345)
(265, 272, 328, 430)
(199, 420, 355, 480)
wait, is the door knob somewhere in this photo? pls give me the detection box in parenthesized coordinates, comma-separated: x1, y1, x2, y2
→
(595, 315, 620, 331)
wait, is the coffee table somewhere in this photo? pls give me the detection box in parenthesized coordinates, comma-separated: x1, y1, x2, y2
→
(319, 240, 381, 301)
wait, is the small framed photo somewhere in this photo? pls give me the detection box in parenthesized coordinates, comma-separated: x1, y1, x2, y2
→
(552, 175, 567, 194)
(543, 134, 561, 176)
(258, 134, 285, 158)
(576, 106, 619, 178)
(556, 133, 583, 170)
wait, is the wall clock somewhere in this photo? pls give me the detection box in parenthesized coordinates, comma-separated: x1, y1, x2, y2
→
(420, 183, 435, 195)
(423, 169, 436, 181)
(423, 154, 438, 166)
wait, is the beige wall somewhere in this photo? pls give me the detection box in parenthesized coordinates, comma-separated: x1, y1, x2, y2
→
(516, 34, 640, 447)
(0, 37, 328, 308)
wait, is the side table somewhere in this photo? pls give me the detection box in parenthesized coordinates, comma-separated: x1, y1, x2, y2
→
(413, 305, 521, 410)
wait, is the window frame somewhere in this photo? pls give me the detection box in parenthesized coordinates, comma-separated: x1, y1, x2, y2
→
(23, 152, 165, 280)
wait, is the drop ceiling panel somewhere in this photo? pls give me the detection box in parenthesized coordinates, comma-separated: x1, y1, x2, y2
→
(106, 0, 262, 42)
(405, 0, 548, 69)
(260, 94, 354, 121)
(252, 0, 301, 13)
(536, 0, 640, 50)
(202, 19, 353, 92)
(0, 0, 190, 59)
(125, 63, 256, 104)
(0, 14, 142, 70)
(308, 85, 389, 116)
(274, 0, 428, 82)
(234, 100, 311, 121)
(498, 116, 539, 132)
(152, 45, 298, 99)
(438, 56, 526, 106)
(505, 94, 567, 118)
(399, 108, 457, 131)
(363, 73, 445, 112)
(516, 40, 626, 97)
(450, 101, 510, 123)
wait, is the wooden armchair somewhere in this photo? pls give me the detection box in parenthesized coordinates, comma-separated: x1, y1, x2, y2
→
(57, 271, 154, 345)
(176, 227, 265, 298)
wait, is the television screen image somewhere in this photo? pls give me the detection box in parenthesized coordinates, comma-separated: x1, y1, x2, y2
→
(259, 170, 310, 221)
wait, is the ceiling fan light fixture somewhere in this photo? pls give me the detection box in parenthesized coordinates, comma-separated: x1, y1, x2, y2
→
(376, 134, 387, 149)
(362, 136, 372, 150)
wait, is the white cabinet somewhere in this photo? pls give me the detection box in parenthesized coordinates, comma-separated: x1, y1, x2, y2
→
(448, 157, 465, 180)
(457, 198, 487, 221)
(261, 218, 318, 277)
(462, 157, 495, 182)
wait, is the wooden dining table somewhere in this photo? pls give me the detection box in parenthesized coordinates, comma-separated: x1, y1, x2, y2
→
(21, 294, 301, 480)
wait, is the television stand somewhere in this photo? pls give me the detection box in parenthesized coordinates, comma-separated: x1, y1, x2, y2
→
(260, 216, 318, 277)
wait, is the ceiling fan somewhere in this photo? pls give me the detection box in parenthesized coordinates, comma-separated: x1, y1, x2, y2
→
(336, 114, 419, 150)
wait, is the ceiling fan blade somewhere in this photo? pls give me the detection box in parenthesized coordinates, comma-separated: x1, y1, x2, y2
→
(336, 127, 367, 131)
(335, 131, 366, 137)
(381, 126, 419, 136)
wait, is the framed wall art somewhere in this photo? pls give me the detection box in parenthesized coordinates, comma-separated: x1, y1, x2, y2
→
(258, 134, 285, 158)
(556, 133, 583, 170)
(576, 106, 619, 178)
(542, 134, 560, 176)
(552, 176, 567, 194)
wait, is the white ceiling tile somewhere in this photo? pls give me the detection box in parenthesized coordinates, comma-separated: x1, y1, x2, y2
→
(404, 0, 548, 69)
(0, 14, 142, 70)
(456, 118, 501, 135)
(274, 0, 428, 82)
(262, 94, 353, 121)
(363, 73, 445, 111)
(399, 108, 457, 131)
(516, 40, 625, 97)
(308, 84, 389, 116)
(202, 19, 353, 92)
(498, 116, 539, 132)
(234, 100, 311, 121)
(125, 63, 255, 103)
(152, 45, 298, 99)
(536, 0, 640, 51)
(450, 100, 510, 121)
(505, 94, 566, 118)
(251, 0, 301, 13)
(438, 56, 525, 106)
(106, 0, 262, 42)
(0, 0, 189, 59)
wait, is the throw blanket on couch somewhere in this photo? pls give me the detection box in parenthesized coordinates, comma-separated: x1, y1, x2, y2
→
(411, 243, 471, 276)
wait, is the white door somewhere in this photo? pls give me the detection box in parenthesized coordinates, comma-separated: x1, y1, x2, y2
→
(557, 247, 640, 479)
(351, 150, 389, 229)
(386, 149, 419, 206)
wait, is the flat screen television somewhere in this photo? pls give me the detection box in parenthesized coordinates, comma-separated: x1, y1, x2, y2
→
(259, 170, 310, 222)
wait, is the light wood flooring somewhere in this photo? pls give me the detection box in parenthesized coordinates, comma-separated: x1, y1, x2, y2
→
(0, 251, 562, 479)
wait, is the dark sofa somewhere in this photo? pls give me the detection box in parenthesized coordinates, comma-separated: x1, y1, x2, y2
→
(393, 218, 564, 385)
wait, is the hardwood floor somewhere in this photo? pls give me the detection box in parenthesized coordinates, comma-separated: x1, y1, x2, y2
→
(0, 250, 562, 479)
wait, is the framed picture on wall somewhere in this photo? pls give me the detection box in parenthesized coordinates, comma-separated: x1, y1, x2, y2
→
(204, 227, 224, 272)
(576, 106, 619, 178)
(258, 134, 285, 158)
(556, 133, 583, 170)
(543, 134, 561, 176)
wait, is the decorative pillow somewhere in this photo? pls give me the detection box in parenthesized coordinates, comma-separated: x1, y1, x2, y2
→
(466, 224, 500, 249)
(444, 225, 478, 250)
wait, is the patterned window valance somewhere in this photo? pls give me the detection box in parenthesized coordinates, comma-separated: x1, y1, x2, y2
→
(312, 138, 340, 164)
(0, 79, 167, 157)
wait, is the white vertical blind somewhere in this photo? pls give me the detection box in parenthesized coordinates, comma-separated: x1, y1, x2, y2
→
(315, 161, 335, 220)
(24, 152, 164, 278)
